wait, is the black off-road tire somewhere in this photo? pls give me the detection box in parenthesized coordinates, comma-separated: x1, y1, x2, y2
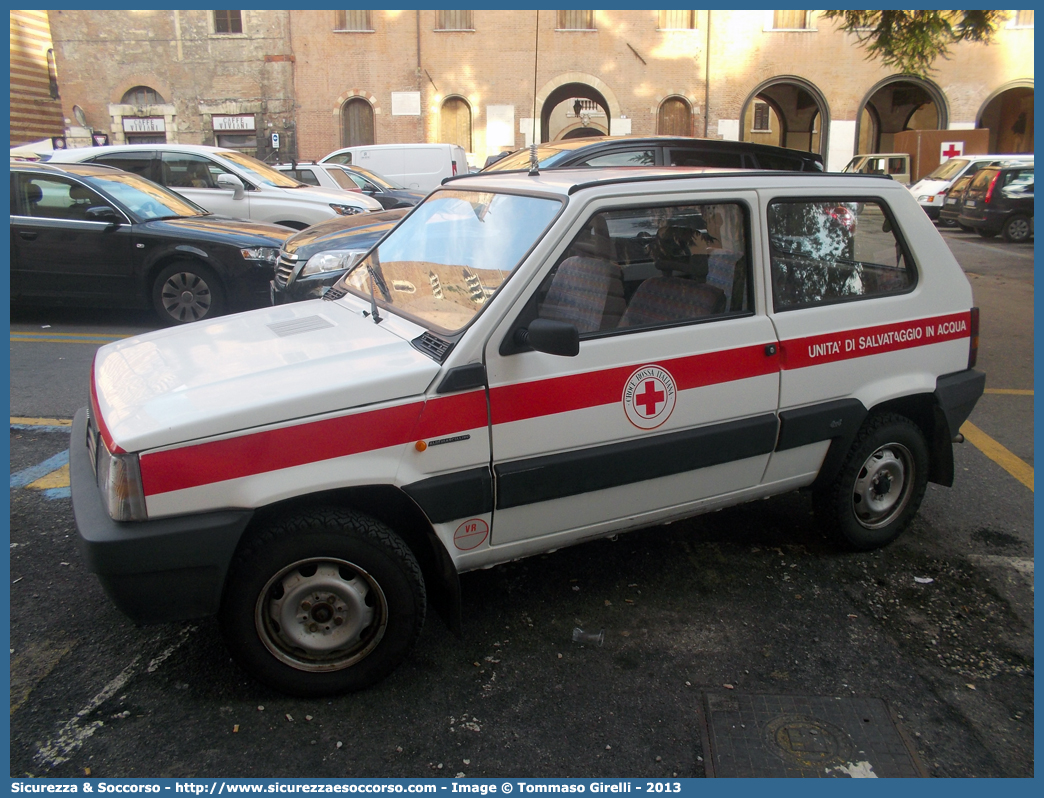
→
(814, 413, 930, 551)
(152, 260, 225, 325)
(219, 507, 426, 697)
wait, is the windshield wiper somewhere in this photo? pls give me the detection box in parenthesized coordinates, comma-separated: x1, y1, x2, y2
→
(364, 264, 382, 324)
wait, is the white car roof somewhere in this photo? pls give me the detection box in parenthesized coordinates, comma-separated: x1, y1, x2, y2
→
(48, 143, 246, 160)
(438, 166, 909, 200)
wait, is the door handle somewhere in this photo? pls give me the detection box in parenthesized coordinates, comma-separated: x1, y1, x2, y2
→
(765, 343, 778, 356)
(18, 231, 38, 241)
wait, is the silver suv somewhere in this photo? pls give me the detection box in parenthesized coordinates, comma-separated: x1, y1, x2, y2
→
(47, 144, 382, 229)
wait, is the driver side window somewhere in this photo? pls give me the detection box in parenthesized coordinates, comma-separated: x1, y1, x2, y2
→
(536, 202, 752, 336)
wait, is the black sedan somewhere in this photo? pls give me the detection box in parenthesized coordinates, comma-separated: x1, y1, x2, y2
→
(11, 161, 293, 324)
(271, 208, 408, 303)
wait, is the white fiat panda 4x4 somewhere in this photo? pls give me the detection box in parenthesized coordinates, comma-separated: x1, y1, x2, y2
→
(71, 166, 984, 696)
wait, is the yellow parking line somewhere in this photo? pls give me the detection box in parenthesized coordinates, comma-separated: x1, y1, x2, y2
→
(11, 417, 72, 427)
(961, 421, 1033, 492)
(984, 388, 1033, 396)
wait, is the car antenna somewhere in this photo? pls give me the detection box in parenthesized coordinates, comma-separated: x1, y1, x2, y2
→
(528, 143, 539, 176)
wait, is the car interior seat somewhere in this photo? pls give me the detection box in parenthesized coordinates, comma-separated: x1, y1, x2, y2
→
(539, 214, 626, 333)
(618, 276, 726, 328)
(24, 182, 43, 215)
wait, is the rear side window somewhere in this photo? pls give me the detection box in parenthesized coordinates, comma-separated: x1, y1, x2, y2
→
(768, 199, 915, 311)
(89, 151, 156, 181)
(578, 150, 656, 167)
(285, 168, 321, 186)
(669, 148, 744, 168)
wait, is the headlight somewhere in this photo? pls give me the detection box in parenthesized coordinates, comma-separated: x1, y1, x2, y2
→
(300, 249, 366, 278)
(240, 247, 280, 265)
(917, 195, 932, 203)
(97, 445, 147, 522)
(330, 204, 364, 216)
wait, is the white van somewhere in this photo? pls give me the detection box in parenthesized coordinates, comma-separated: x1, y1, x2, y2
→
(321, 143, 468, 192)
(909, 153, 1034, 222)
(842, 153, 911, 186)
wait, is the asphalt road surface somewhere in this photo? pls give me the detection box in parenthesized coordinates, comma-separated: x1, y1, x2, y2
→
(8, 228, 1033, 778)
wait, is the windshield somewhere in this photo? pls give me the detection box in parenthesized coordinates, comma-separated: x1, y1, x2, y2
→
(79, 170, 208, 220)
(325, 168, 361, 191)
(924, 158, 970, 182)
(337, 189, 561, 334)
(217, 150, 305, 188)
(483, 145, 578, 172)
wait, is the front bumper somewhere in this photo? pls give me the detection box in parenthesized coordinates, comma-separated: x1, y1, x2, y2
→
(70, 407, 254, 624)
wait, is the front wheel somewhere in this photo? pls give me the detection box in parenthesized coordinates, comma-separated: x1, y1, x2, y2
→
(814, 414, 929, 551)
(1002, 214, 1032, 243)
(152, 261, 225, 325)
(219, 508, 426, 697)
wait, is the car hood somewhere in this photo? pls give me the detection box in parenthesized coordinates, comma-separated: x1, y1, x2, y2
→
(92, 300, 439, 453)
(909, 179, 950, 195)
(282, 209, 408, 260)
(142, 214, 294, 244)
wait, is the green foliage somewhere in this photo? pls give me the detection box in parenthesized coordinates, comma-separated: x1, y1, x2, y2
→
(822, 10, 1007, 76)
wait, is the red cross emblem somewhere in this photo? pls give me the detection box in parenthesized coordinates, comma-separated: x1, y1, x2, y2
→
(634, 380, 666, 417)
(941, 143, 962, 159)
(623, 366, 677, 429)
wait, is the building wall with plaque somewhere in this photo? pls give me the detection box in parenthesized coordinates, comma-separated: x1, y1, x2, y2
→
(46, 9, 295, 159)
(36, 11, 1034, 170)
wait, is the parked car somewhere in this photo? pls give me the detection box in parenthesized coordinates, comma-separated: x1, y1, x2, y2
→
(46, 144, 382, 229)
(842, 153, 911, 186)
(71, 167, 982, 696)
(320, 143, 469, 192)
(908, 154, 1034, 222)
(957, 164, 1034, 242)
(10, 161, 292, 324)
(481, 135, 825, 173)
(276, 162, 426, 209)
(937, 174, 975, 230)
(272, 161, 365, 194)
(271, 208, 409, 303)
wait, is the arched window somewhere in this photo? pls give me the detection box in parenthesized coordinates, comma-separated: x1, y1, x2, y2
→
(341, 98, 375, 147)
(657, 97, 692, 136)
(121, 86, 165, 105)
(440, 97, 472, 151)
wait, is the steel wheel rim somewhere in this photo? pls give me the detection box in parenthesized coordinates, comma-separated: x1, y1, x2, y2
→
(1007, 218, 1030, 241)
(851, 443, 914, 529)
(255, 557, 388, 672)
(161, 271, 213, 322)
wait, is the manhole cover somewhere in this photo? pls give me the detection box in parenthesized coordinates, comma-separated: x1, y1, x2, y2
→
(699, 692, 927, 778)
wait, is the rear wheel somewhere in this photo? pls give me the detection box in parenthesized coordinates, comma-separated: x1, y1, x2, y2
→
(219, 507, 426, 697)
(1002, 214, 1032, 243)
(814, 414, 929, 551)
(151, 261, 224, 325)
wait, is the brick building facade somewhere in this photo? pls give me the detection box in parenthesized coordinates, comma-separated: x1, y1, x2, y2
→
(45, 9, 295, 157)
(10, 10, 65, 146)
(37, 10, 1034, 171)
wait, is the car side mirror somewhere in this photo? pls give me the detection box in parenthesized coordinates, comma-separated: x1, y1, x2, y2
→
(514, 318, 580, 357)
(86, 205, 121, 226)
(216, 173, 245, 200)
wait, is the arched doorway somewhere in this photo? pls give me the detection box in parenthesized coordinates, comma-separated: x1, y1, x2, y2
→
(541, 82, 610, 142)
(341, 98, 375, 148)
(978, 83, 1033, 153)
(855, 77, 947, 154)
(440, 96, 473, 151)
(657, 96, 693, 136)
(740, 77, 828, 158)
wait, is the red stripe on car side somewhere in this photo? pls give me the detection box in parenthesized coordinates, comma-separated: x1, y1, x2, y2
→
(139, 390, 488, 497)
(489, 343, 774, 426)
(131, 311, 971, 498)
